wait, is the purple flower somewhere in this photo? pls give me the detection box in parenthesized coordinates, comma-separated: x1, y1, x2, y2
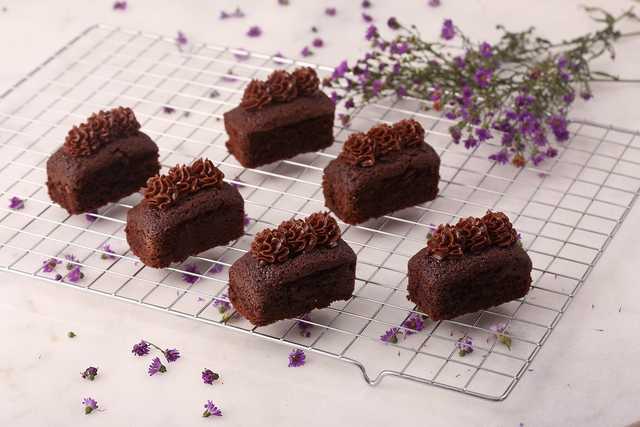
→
(390, 42, 409, 55)
(81, 366, 98, 381)
(132, 340, 150, 356)
(546, 147, 558, 158)
(325, 7, 337, 16)
(112, 1, 127, 10)
(533, 131, 548, 146)
(332, 60, 349, 79)
(402, 313, 425, 336)
(148, 357, 166, 376)
(344, 98, 355, 109)
(203, 400, 223, 417)
(531, 152, 546, 166)
(371, 79, 383, 96)
(428, 0, 441, 6)
(9, 196, 24, 210)
(476, 128, 492, 141)
(42, 258, 61, 273)
(82, 397, 98, 414)
(220, 7, 244, 20)
(489, 149, 509, 164)
(449, 126, 462, 143)
(100, 244, 116, 260)
(365, 24, 378, 41)
(162, 106, 176, 114)
(563, 91, 575, 104)
(362, 0, 372, 7)
(453, 55, 465, 68)
(456, 336, 474, 356)
(209, 263, 224, 274)
(164, 348, 180, 362)
(380, 327, 400, 343)
(441, 19, 455, 40)
(182, 264, 200, 284)
(243, 214, 250, 227)
(396, 86, 408, 97)
(548, 115, 570, 142)
(330, 91, 341, 104)
(479, 42, 493, 58)
(474, 68, 492, 88)
(202, 368, 220, 385)
(297, 314, 313, 337)
(85, 210, 98, 222)
(464, 136, 478, 149)
(580, 91, 593, 101)
(247, 26, 262, 38)
(288, 348, 306, 367)
(175, 31, 188, 48)
(362, 13, 373, 23)
(387, 17, 400, 30)
(301, 46, 313, 57)
(312, 38, 324, 48)
(213, 294, 231, 313)
(68, 266, 83, 283)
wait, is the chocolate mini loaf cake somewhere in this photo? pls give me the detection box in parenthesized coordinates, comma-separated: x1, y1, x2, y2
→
(223, 67, 335, 168)
(407, 211, 532, 320)
(229, 212, 356, 326)
(126, 158, 244, 268)
(322, 119, 440, 224)
(46, 107, 160, 214)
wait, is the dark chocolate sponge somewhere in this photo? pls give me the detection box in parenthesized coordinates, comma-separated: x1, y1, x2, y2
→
(126, 182, 244, 268)
(46, 133, 160, 215)
(223, 92, 335, 168)
(323, 143, 440, 224)
(407, 244, 532, 320)
(229, 239, 356, 326)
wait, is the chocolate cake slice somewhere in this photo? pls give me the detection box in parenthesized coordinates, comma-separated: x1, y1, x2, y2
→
(407, 212, 532, 320)
(46, 107, 160, 214)
(229, 212, 356, 326)
(322, 119, 440, 224)
(126, 159, 244, 268)
(223, 67, 335, 168)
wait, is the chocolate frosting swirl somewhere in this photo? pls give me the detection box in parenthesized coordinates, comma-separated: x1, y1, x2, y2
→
(426, 224, 464, 260)
(340, 133, 376, 167)
(277, 219, 318, 254)
(251, 229, 290, 264)
(292, 67, 320, 96)
(455, 217, 491, 253)
(143, 158, 225, 210)
(482, 211, 518, 248)
(392, 119, 425, 148)
(63, 107, 140, 157)
(306, 211, 341, 247)
(240, 80, 272, 112)
(266, 70, 298, 103)
(367, 123, 401, 156)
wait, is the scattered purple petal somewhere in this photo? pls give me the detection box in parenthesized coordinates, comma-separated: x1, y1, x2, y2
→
(100, 244, 117, 260)
(247, 26, 262, 38)
(301, 46, 313, 57)
(67, 266, 83, 283)
(428, 0, 441, 6)
(81, 366, 98, 381)
(82, 397, 98, 414)
(243, 214, 250, 227)
(401, 313, 425, 336)
(387, 17, 400, 30)
(312, 38, 324, 48)
(288, 348, 306, 367)
(175, 31, 188, 49)
(162, 105, 176, 114)
(202, 369, 220, 385)
(213, 294, 231, 314)
(362, 0, 372, 8)
(479, 42, 493, 58)
(362, 13, 373, 23)
(9, 196, 24, 210)
(112, 1, 127, 11)
(164, 348, 180, 362)
(380, 327, 400, 343)
(42, 258, 61, 273)
(182, 263, 200, 284)
(297, 313, 313, 337)
(85, 210, 98, 222)
(132, 340, 150, 356)
(148, 356, 166, 376)
(209, 263, 224, 274)
(325, 7, 337, 16)
(456, 336, 474, 356)
(203, 400, 223, 417)
(441, 19, 455, 40)
(220, 7, 244, 20)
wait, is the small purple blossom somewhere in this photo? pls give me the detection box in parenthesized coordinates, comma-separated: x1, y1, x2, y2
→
(371, 79, 383, 96)
(580, 91, 593, 101)
(8, 196, 24, 210)
(490, 323, 512, 350)
(345, 98, 355, 109)
(85, 210, 98, 222)
(132, 340, 150, 356)
(390, 42, 409, 55)
(219, 7, 244, 20)
(312, 38, 324, 48)
(164, 348, 180, 362)
(203, 400, 223, 417)
(213, 294, 231, 314)
(333, 60, 349, 79)
(563, 91, 575, 104)
(82, 397, 98, 414)
(456, 336, 474, 356)
(489, 149, 509, 164)
(175, 31, 188, 49)
(325, 7, 337, 16)
(453, 55, 465, 68)
(380, 327, 400, 343)
(362, 0, 372, 7)
(68, 266, 83, 283)
(401, 313, 425, 336)
(428, 0, 441, 6)
(365, 24, 378, 41)
(100, 244, 116, 260)
(464, 136, 478, 149)
(441, 19, 455, 40)
(42, 258, 61, 273)
(474, 68, 493, 88)
(476, 128, 492, 142)
(81, 366, 98, 381)
(301, 46, 313, 57)
(479, 42, 493, 58)
(112, 1, 127, 10)
(247, 26, 262, 38)
(387, 17, 400, 30)
(202, 369, 220, 385)
(362, 13, 373, 23)
(288, 348, 306, 367)
(182, 264, 200, 284)
(243, 214, 250, 226)
(148, 357, 166, 376)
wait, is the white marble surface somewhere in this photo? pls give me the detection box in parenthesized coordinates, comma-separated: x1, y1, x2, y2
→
(1, 0, 640, 425)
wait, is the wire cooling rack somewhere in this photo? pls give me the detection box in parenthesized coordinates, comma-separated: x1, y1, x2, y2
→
(1, 24, 639, 401)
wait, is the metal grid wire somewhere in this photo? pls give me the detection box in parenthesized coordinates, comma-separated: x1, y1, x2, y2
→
(1, 24, 639, 401)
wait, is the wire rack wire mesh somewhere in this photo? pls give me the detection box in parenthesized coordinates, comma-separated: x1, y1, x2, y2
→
(1, 24, 639, 401)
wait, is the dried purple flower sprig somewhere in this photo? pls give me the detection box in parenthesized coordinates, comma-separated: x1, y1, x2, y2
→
(81, 366, 98, 381)
(327, 7, 640, 167)
(82, 397, 99, 414)
(131, 339, 180, 367)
